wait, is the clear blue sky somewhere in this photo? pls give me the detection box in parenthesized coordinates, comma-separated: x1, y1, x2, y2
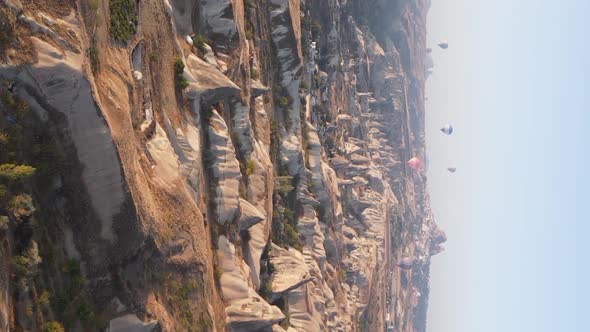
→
(425, 0, 590, 331)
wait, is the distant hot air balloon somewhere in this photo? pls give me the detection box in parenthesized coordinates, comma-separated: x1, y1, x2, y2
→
(440, 124, 453, 135)
(397, 257, 414, 270)
(438, 41, 449, 49)
(447, 167, 457, 173)
(407, 157, 422, 170)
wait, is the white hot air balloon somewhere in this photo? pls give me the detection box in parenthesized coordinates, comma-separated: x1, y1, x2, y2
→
(440, 124, 453, 135)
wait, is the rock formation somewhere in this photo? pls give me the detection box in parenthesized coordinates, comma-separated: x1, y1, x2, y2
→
(0, 0, 443, 331)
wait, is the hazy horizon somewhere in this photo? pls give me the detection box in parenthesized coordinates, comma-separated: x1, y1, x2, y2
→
(426, 0, 590, 331)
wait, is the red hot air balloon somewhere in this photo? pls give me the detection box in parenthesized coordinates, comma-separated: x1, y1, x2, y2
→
(407, 157, 422, 170)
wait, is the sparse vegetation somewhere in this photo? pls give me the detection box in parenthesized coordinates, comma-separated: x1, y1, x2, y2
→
(43, 321, 65, 332)
(0, 215, 8, 229)
(13, 241, 42, 290)
(300, 80, 310, 91)
(245, 27, 254, 40)
(259, 278, 272, 299)
(8, 194, 34, 221)
(168, 279, 201, 328)
(149, 51, 160, 62)
(274, 176, 295, 194)
(245, 159, 256, 176)
(109, 0, 138, 44)
(174, 58, 185, 76)
(38, 290, 51, 307)
(0, 82, 97, 330)
(173, 58, 189, 90)
(271, 203, 302, 251)
(338, 269, 347, 282)
(88, 0, 100, 11)
(0, 7, 16, 56)
(239, 184, 248, 199)
(213, 251, 223, 281)
(278, 96, 290, 108)
(311, 20, 322, 38)
(193, 34, 209, 56)
(89, 37, 100, 74)
(0, 164, 36, 181)
(251, 68, 260, 80)
(244, 0, 258, 9)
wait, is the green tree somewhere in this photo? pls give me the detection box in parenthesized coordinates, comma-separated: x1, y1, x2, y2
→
(0, 164, 36, 181)
(174, 58, 185, 76)
(8, 194, 34, 221)
(43, 321, 65, 332)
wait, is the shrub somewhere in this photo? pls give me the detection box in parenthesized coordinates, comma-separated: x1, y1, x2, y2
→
(258, 278, 272, 299)
(300, 80, 310, 90)
(245, 159, 256, 176)
(1, 92, 15, 108)
(239, 185, 248, 199)
(0, 184, 7, 202)
(245, 27, 254, 40)
(13, 241, 42, 287)
(274, 176, 294, 194)
(89, 37, 100, 73)
(283, 222, 301, 250)
(77, 301, 95, 322)
(244, 0, 257, 9)
(8, 194, 34, 221)
(0, 164, 36, 181)
(179, 77, 189, 90)
(251, 68, 260, 80)
(149, 51, 160, 62)
(43, 321, 65, 332)
(173, 58, 189, 90)
(0, 7, 16, 55)
(0, 132, 8, 145)
(0, 215, 8, 230)
(311, 20, 321, 37)
(89, 0, 100, 10)
(109, 0, 138, 43)
(278, 96, 289, 108)
(174, 58, 185, 76)
(194, 34, 208, 55)
(38, 290, 51, 307)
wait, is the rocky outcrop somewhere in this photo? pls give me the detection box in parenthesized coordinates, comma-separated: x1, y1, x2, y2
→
(108, 314, 159, 332)
(268, 244, 313, 302)
(218, 236, 285, 331)
(208, 109, 242, 225)
(239, 198, 265, 231)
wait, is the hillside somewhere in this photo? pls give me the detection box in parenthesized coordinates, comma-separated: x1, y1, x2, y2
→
(0, 0, 444, 331)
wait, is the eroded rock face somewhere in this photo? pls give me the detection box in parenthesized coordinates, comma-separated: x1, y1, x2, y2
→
(0, 0, 440, 331)
(218, 236, 285, 331)
(208, 109, 242, 225)
(16, 37, 128, 244)
(268, 244, 312, 302)
(108, 314, 159, 332)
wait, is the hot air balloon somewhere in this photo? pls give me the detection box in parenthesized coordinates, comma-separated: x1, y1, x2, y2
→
(407, 157, 422, 170)
(438, 41, 449, 49)
(447, 167, 457, 173)
(397, 257, 414, 270)
(440, 124, 453, 135)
